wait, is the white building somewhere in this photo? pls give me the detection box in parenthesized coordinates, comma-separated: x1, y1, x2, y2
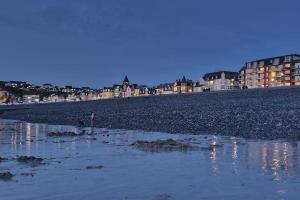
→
(43, 94, 66, 103)
(113, 85, 122, 98)
(203, 71, 239, 91)
(80, 92, 98, 101)
(66, 94, 80, 102)
(155, 83, 173, 95)
(23, 95, 40, 104)
(193, 82, 205, 93)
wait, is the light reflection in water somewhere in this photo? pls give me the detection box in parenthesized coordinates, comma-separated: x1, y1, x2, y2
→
(26, 123, 31, 154)
(0, 119, 299, 182)
(245, 141, 299, 181)
(210, 136, 219, 176)
(231, 139, 239, 174)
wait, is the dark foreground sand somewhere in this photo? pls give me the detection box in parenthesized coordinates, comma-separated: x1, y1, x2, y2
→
(1, 87, 300, 139)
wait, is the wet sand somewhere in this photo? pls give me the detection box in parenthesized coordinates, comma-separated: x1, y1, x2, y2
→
(0, 119, 300, 200)
(2, 87, 300, 139)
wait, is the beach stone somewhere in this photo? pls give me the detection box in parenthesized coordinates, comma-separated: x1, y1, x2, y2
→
(16, 156, 44, 166)
(86, 165, 103, 170)
(47, 131, 83, 137)
(0, 172, 13, 181)
(132, 139, 197, 152)
(2, 87, 300, 140)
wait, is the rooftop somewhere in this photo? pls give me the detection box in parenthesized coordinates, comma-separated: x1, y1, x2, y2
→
(203, 71, 239, 80)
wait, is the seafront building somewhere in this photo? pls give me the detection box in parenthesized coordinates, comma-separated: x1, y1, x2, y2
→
(80, 92, 99, 101)
(2, 53, 300, 105)
(131, 84, 140, 97)
(156, 83, 173, 95)
(43, 94, 66, 103)
(203, 71, 239, 91)
(193, 81, 206, 93)
(173, 76, 193, 93)
(101, 87, 114, 99)
(240, 54, 300, 88)
(139, 86, 154, 96)
(113, 85, 122, 98)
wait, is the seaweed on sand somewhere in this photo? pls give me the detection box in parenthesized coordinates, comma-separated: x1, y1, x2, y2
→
(131, 139, 198, 152)
(16, 156, 44, 166)
(0, 172, 14, 181)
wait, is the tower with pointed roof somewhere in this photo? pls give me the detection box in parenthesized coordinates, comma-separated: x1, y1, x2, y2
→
(123, 75, 129, 89)
(123, 76, 129, 85)
(122, 75, 131, 97)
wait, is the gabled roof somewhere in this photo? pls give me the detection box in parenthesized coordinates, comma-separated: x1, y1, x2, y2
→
(103, 87, 113, 90)
(123, 75, 129, 83)
(156, 83, 173, 88)
(194, 82, 205, 87)
(112, 84, 122, 89)
(174, 76, 193, 86)
(203, 71, 239, 80)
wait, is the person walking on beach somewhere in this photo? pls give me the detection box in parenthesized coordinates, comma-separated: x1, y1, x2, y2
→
(90, 112, 95, 127)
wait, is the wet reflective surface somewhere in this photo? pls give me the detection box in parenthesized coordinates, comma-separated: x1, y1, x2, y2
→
(0, 119, 300, 200)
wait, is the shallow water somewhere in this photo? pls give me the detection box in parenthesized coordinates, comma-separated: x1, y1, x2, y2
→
(0, 119, 299, 200)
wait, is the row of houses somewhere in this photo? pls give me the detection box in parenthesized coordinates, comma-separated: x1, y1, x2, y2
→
(0, 81, 102, 104)
(96, 53, 300, 99)
(1, 53, 300, 104)
(193, 53, 300, 91)
(0, 92, 100, 104)
(100, 75, 209, 99)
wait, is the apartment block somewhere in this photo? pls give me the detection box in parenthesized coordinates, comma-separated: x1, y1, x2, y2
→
(240, 54, 300, 88)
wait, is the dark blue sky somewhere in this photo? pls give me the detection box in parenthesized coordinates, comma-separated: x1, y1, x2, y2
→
(0, 0, 299, 88)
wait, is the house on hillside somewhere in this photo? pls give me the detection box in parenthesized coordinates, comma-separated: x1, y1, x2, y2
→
(23, 95, 40, 104)
(43, 94, 66, 103)
(62, 86, 76, 93)
(5, 81, 27, 88)
(0, 89, 9, 104)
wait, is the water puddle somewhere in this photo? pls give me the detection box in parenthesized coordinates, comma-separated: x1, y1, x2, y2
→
(0, 119, 299, 200)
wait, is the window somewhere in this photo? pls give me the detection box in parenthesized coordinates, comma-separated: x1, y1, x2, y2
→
(293, 55, 300, 61)
(273, 58, 280, 65)
(259, 61, 264, 67)
(253, 62, 258, 68)
(285, 56, 292, 62)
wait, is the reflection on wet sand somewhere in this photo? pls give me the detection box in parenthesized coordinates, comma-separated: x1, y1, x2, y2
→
(1, 119, 299, 180)
(0, 119, 299, 200)
(209, 136, 219, 176)
(246, 141, 298, 181)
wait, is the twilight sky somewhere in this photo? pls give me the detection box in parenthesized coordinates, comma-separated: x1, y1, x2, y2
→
(0, 0, 299, 88)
